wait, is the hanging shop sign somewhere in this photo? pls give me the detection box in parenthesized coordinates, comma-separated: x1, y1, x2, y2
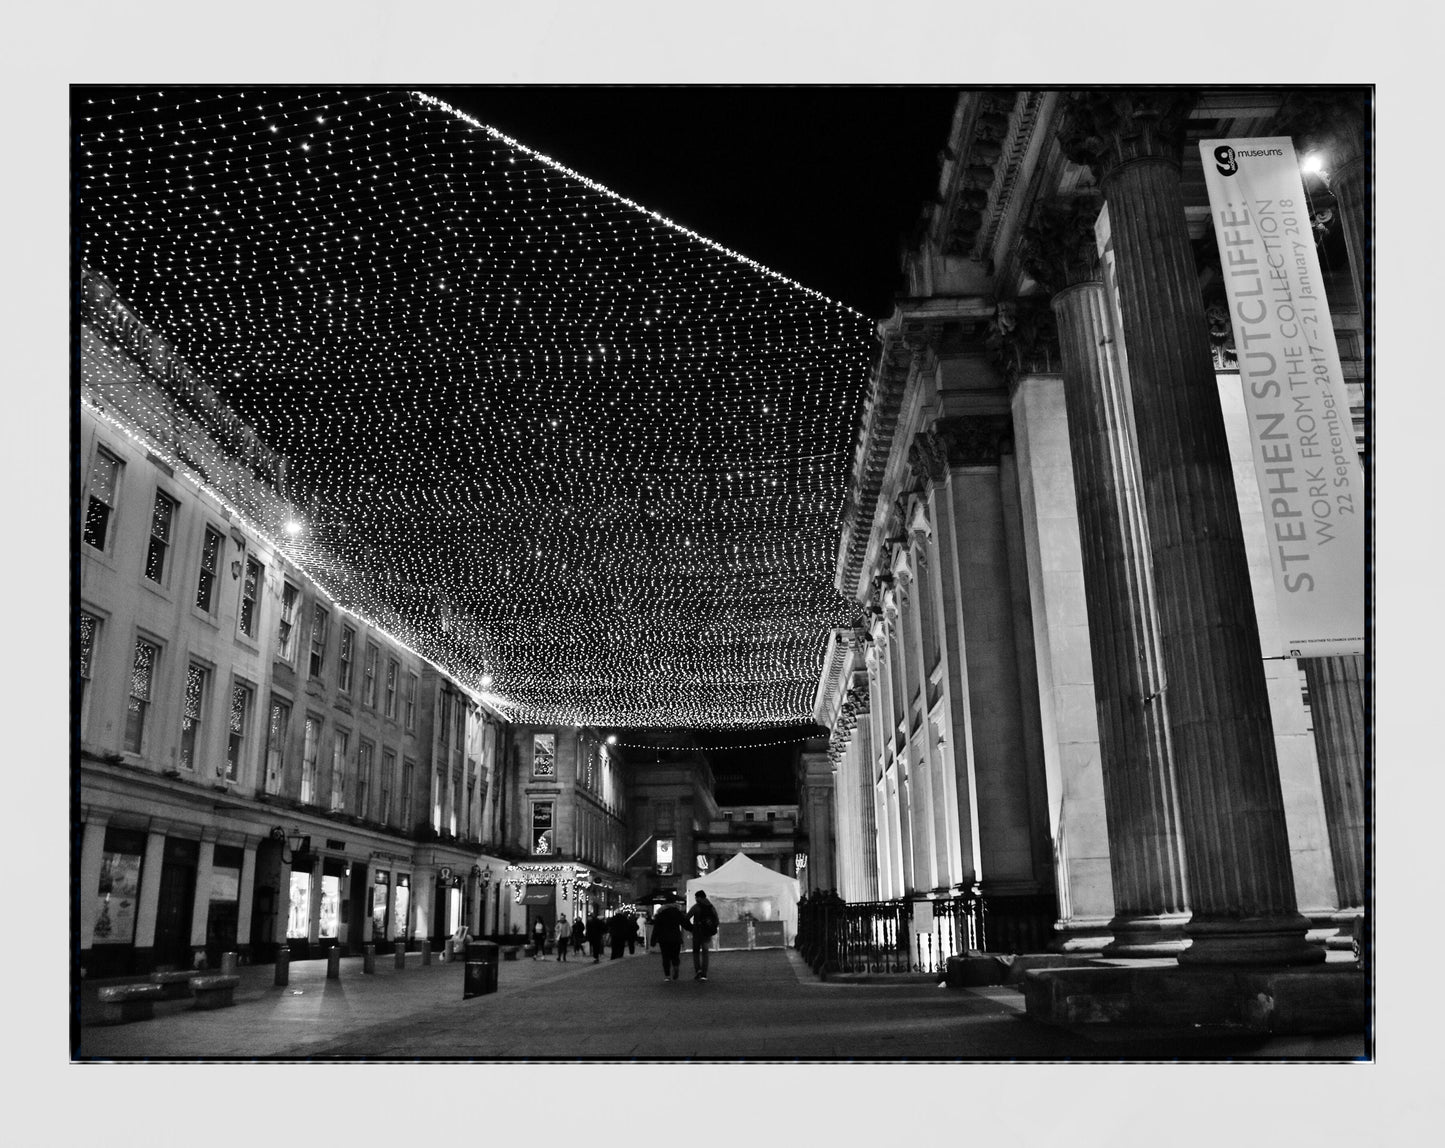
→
(655, 838, 674, 876)
(1199, 137, 1365, 658)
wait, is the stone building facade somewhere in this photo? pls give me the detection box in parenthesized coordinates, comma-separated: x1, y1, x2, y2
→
(813, 88, 1368, 964)
(76, 271, 637, 974)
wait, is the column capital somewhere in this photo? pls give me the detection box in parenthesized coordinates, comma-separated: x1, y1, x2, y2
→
(936, 413, 1013, 467)
(1272, 90, 1367, 171)
(1056, 89, 1197, 184)
(985, 298, 1059, 385)
(1021, 194, 1105, 297)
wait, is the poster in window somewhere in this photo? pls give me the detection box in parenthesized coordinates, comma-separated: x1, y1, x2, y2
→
(287, 871, 312, 939)
(93, 851, 142, 945)
(656, 837, 674, 876)
(210, 866, 240, 903)
(532, 733, 555, 777)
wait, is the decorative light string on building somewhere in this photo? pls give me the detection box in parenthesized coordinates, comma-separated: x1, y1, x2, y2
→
(75, 88, 875, 728)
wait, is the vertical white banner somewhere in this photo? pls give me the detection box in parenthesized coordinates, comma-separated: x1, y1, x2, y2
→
(1199, 137, 1364, 658)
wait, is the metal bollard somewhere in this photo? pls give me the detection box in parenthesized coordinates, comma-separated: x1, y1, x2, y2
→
(363, 944, 376, 975)
(421, 938, 432, 966)
(274, 945, 290, 987)
(220, 951, 238, 975)
(327, 945, 340, 980)
(394, 940, 406, 970)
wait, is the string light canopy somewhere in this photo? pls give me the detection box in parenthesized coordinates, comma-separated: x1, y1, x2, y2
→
(75, 87, 875, 728)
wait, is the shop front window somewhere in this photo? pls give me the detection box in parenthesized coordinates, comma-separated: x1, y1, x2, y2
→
(394, 878, 410, 940)
(287, 871, 312, 939)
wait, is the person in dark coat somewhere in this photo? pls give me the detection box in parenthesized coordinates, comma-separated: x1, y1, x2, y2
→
(585, 913, 606, 962)
(649, 894, 688, 981)
(607, 909, 631, 959)
(627, 912, 641, 955)
(686, 890, 720, 981)
(572, 915, 586, 956)
(531, 917, 546, 960)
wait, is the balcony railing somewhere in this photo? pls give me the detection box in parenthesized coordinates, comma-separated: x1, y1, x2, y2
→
(795, 890, 1056, 978)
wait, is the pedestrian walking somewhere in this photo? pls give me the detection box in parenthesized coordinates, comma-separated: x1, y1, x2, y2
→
(586, 913, 605, 962)
(555, 916, 571, 961)
(627, 912, 641, 955)
(608, 909, 631, 959)
(686, 890, 719, 981)
(532, 917, 546, 959)
(572, 914, 586, 956)
(649, 894, 687, 981)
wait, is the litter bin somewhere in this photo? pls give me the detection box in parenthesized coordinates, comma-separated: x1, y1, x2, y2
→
(464, 941, 500, 999)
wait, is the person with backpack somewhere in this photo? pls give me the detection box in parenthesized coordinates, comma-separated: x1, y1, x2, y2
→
(685, 890, 719, 981)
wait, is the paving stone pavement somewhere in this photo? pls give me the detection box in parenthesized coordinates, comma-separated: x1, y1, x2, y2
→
(74, 947, 1368, 1062)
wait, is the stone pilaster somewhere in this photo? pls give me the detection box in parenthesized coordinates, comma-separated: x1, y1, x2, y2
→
(234, 837, 258, 961)
(1049, 274, 1191, 956)
(850, 673, 881, 901)
(801, 752, 838, 893)
(1059, 90, 1320, 965)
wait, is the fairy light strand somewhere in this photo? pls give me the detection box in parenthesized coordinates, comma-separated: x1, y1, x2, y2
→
(75, 87, 875, 728)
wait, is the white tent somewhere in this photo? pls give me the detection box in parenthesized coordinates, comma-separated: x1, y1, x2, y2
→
(685, 852, 801, 948)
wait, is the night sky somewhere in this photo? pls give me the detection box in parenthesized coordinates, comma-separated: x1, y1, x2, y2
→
(424, 86, 961, 317)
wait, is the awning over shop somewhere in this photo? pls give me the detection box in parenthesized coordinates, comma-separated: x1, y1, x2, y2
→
(521, 884, 554, 905)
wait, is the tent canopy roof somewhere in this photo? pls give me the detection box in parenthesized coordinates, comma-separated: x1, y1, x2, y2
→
(690, 851, 799, 895)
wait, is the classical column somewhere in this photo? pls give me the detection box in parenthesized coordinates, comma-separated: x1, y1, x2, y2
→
(801, 752, 838, 892)
(1025, 197, 1191, 956)
(1059, 91, 1320, 965)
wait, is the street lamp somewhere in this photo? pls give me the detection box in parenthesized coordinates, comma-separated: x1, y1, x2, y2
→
(269, 825, 309, 865)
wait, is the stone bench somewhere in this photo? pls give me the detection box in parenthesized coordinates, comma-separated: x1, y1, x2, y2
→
(96, 983, 166, 1025)
(188, 974, 240, 1010)
(150, 970, 195, 1001)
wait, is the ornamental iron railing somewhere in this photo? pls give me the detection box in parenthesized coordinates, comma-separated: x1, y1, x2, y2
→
(796, 890, 1056, 978)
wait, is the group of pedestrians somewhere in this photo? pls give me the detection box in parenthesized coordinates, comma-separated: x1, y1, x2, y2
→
(524, 890, 719, 981)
